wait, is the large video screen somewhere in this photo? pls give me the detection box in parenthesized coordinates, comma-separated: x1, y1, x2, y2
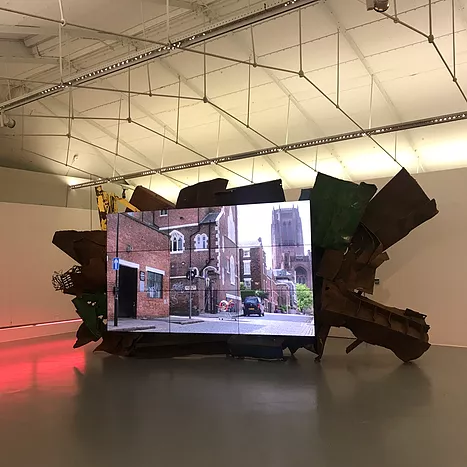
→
(107, 201, 314, 337)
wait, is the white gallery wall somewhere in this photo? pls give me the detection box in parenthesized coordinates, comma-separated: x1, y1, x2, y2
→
(0, 166, 93, 209)
(371, 167, 467, 348)
(0, 202, 99, 343)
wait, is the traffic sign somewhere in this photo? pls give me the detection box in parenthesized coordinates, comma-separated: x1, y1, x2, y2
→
(112, 257, 120, 270)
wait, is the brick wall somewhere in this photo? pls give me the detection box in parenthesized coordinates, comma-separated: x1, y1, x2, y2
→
(250, 247, 265, 290)
(108, 207, 241, 318)
(107, 213, 170, 320)
(217, 205, 240, 304)
(168, 223, 214, 277)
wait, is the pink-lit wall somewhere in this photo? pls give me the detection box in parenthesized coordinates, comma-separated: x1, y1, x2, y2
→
(0, 202, 99, 343)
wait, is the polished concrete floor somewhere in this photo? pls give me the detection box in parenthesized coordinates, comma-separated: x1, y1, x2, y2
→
(0, 334, 466, 467)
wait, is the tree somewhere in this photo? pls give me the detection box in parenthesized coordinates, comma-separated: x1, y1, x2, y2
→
(240, 288, 268, 301)
(296, 283, 313, 312)
(256, 290, 269, 300)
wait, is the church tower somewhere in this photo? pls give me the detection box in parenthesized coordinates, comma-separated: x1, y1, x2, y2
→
(271, 206, 305, 270)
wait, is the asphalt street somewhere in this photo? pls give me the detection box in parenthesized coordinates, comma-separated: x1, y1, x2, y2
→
(108, 312, 314, 336)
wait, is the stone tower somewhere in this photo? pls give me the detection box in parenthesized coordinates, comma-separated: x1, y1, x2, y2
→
(271, 206, 305, 270)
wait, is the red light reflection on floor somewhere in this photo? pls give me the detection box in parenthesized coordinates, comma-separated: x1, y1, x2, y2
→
(0, 336, 86, 395)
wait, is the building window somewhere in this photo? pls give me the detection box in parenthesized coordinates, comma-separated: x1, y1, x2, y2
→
(160, 209, 168, 216)
(170, 230, 184, 253)
(194, 233, 208, 250)
(222, 236, 225, 252)
(244, 278, 252, 289)
(243, 260, 251, 275)
(230, 255, 235, 285)
(147, 271, 163, 298)
(243, 248, 250, 258)
(295, 267, 307, 285)
(228, 208, 235, 242)
(222, 267, 225, 285)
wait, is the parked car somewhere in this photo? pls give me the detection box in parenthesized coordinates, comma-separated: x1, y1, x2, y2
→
(243, 296, 264, 317)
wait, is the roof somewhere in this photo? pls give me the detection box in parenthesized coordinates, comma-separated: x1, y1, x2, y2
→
(199, 212, 219, 224)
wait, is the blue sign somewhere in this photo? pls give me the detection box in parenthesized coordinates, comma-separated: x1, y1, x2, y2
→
(112, 257, 120, 271)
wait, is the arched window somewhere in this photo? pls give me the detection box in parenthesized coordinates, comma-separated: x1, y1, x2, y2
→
(230, 255, 236, 285)
(194, 233, 208, 250)
(295, 266, 307, 285)
(170, 230, 184, 253)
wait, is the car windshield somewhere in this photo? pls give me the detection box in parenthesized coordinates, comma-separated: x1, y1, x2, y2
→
(244, 297, 258, 304)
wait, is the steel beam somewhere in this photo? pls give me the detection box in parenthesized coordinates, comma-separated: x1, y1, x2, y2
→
(0, 39, 59, 65)
(69, 108, 467, 189)
(0, 0, 321, 111)
(143, 0, 203, 11)
(0, 25, 132, 43)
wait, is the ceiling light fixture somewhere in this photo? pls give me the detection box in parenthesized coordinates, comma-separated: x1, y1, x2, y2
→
(366, 0, 390, 13)
(0, 112, 16, 128)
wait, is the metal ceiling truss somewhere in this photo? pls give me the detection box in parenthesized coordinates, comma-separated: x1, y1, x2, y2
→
(217, 21, 351, 181)
(0, 0, 322, 112)
(4, 0, 466, 192)
(70, 108, 467, 189)
(44, 96, 187, 188)
(323, 2, 424, 172)
(37, 100, 130, 181)
(381, 0, 467, 104)
(0, 0, 325, 187)
(158, 59, 295, 188)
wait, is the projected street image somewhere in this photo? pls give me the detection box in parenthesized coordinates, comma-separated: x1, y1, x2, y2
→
(107, 201, 314, 337)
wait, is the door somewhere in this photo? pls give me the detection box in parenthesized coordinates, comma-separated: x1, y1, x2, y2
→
(118, 265, 138, 318)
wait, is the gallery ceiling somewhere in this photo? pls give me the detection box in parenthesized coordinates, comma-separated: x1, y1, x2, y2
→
(0, 0, 466, 199)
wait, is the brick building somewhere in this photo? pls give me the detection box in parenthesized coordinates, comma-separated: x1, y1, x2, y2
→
(107, 212, 170, 322)
(264, 272, 279, 312)
(239, 242, 280, 312)
(150, 205, 241, 315)
(239, 243, 267, 291)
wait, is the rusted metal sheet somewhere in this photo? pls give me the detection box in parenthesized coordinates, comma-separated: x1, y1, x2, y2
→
(215, 179, 285, 205)
(129, 185, 175, 211)
(362, 168, 438, 250)
(319, 224, 389, 294)
(312, 169, 437, 362)
(50, 171, 438, 363)
(176, 178, 228, 208)
(321, 281, 430, 362)
(52, 230, 106, 266)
